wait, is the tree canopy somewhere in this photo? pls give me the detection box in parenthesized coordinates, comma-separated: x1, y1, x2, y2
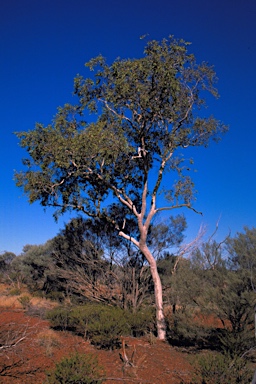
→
(15, 36, 226, 224)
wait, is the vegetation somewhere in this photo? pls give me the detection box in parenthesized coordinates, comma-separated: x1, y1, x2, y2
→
(187, 352, 252, 384)
(14, 36, 227, 340)
(3, 32, 255, 380)
(1, 226, 256, 381)
(47, 303, 155, 349)
(44, 352, 104, 384)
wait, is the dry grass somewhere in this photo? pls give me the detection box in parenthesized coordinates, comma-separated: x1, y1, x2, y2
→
(0, 285, 58, 310)
(30, 297, 57, 310)
(0, 295, 23, 308)
(37, 329, 60, 356)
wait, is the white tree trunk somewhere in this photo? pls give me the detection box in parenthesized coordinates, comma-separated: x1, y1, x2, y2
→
(140, 245, 166, 341)
(119, 219, 166, 340)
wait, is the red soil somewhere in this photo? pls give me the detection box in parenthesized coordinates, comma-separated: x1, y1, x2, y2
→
(0, 308, 194, 384)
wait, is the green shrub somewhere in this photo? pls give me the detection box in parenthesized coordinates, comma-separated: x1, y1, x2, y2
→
(187, 352, 253, 384)
(217, 327, 255, 358)
(165, 308, 210, 347)
(47, 306, 72, 330)
(48, 304, 130, 349)
(126, 307, 155, 337)
(47, 304, 156, 349)
(73, 304, 130, 349)
(44, 352, 104, 384)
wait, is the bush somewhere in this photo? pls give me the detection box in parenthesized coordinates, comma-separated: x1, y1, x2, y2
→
(217, 327, 255, 358)
(165, 308, 210, 348)
(73, 304, 130, 349)
(47, 306, 71, 330)
(47, 304, 156, 349)
(126, 307, 156, 337)
(187, 352, 253, 384)
(18, 295, 31, 309)
(48, 304, 130, 349)
(44, 352, 104, 384)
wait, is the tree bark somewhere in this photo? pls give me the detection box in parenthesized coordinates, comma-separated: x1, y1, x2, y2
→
(140, 245, 166, 341)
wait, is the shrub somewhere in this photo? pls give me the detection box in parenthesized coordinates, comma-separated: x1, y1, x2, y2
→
(126, 307, 156, 337)
(46, 290, 65, 303)
(25, 304, 49, 318)
(18, 295, 31, 309)
(186, 352, 253, 384)
(217, 327, 255, 358)
(47, 306, 71, 330)
(73, 304, 131, 349)
(48, 304, 130, 349)
(44, 352, 104, 384)
(47, 304, 156, 349)
(165, 307, 210, 348)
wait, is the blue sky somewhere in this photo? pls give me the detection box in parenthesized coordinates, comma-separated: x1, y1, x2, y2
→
(1, 0, 255, 255)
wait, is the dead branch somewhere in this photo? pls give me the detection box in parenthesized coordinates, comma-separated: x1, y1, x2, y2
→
(172, 224, 206, 274)
(0, 319, 41, 354)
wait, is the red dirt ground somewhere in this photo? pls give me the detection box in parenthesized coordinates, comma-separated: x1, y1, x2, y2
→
(0, 308, 195, 384)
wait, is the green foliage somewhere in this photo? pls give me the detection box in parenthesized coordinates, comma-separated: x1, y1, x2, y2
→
(187, 352, 252, 384)
(126, 307, 156, 337)
(15, 36, 227, 339)
(15, 35, 226, 230)
(47, 305, 71, 330)
(213, 271, 256, 356)
(227, 226, 256, 289)
(148, 215, 187, 258)
(47, 304, 155, 349)
(166, 307, 210, 348)
(160, 255, 206, 310)
(47, 304, 129, 349)
(10, 242, 53, 293)
(44, 352, 104, 384)
(0, 252, 16, 273)
(72, 305, 129, 349)
(162, 227, 256, 355)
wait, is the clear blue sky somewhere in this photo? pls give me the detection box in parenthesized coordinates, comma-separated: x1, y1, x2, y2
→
(1, 0, 255, 255)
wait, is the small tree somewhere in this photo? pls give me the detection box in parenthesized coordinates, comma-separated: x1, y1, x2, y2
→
(15, 36, 227, 340)
(226, 226, 256, 290)
(50, 217, 116, 303)
(0, 251, 16, 283)
(10, 242, 53, 293)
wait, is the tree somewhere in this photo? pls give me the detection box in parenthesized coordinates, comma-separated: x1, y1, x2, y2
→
(226, 226, 256, 290)
(15, 36, 227, 340)
(10, 242, 53, 293)
(50, 217, 114, 303)
(187, 229, 256, 355)
(0, 252, 16, 279)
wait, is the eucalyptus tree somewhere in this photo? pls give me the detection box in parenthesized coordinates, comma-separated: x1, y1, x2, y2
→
(15, 36, 227, 340)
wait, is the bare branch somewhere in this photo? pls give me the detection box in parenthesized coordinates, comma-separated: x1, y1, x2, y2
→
(156, 203, 202, 215)
(172, 224, 206, 274)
